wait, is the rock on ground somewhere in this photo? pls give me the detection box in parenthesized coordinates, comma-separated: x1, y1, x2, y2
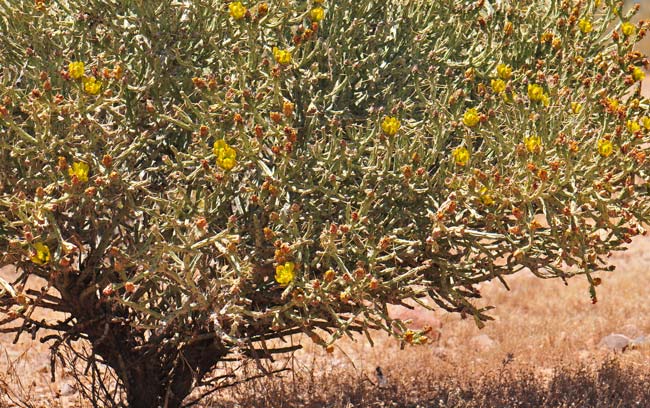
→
(470, 334, 497, 351)
(599, 334, 631, 352)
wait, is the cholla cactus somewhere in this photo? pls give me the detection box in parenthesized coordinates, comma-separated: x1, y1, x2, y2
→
(1, 0, 650, 406)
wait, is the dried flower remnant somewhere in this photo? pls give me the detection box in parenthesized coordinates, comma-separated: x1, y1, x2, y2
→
(283, 100, 294, 117)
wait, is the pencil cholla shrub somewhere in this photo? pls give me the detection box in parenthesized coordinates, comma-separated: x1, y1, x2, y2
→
(1, 0, 650, 406)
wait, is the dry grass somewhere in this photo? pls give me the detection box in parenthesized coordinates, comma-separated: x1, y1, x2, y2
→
(209, 359, 650, 408)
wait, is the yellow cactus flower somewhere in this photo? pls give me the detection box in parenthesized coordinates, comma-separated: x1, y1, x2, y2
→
(214, 140, 237, 171)
(627, 120, 641, 133)
(213, 139, 228, 156)
(68, 61, 85, 80)
(642, 116, 650, 130)
(524, 135, 542, 153)
(632, 67, 645, 82)
(218, 150, 237, 170)
(527, 84, 546, 102)
(578, 19, 593, 34)
(310, 7, 324, 22)
(229, 1, 247, 20)
(462, 108, 480, 127)
(452, 146, 470, 166)
(552, 38, 562, 49)
(479, 187, 494, 206)
(597, 139, 614, 157)
(621, 22, 636, 37)
(571, 102, 582, 114)
(275, 261, 295, 286)
(496, 63, 512, 80)
(491, 79, 506, 94)
(381, 116, 401, 136)
(323, 269, 336, 282)
(68, 161, 90, 182)
(82, 76, 102, 95)
(31, 242, 51, 265)
(540, 94, 550, 107)
(273, 47, 292, 65)
(606, 98, 619, 110)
